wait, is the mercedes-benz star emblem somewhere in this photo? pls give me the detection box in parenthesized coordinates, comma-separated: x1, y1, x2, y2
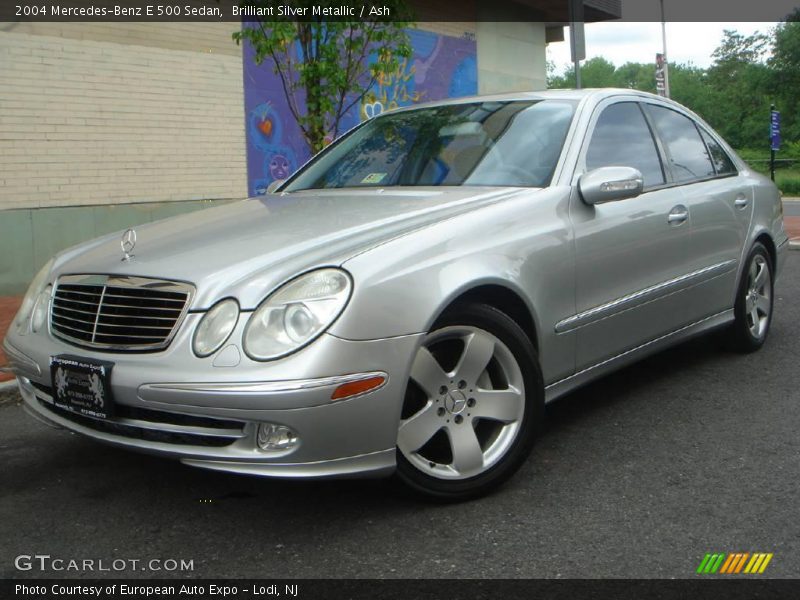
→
(121, 228, 137, 262)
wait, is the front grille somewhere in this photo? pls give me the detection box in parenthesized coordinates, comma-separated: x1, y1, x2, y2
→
(50, 275, 193, 352)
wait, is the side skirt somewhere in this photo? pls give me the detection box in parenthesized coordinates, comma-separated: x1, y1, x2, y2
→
(544, 309, 734, 403)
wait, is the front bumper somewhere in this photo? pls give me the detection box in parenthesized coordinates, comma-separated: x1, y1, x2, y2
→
(4, 321, 423, 478)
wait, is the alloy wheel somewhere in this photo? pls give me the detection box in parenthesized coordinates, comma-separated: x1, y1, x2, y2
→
(745, 254, 771, 340)
(398, 326, 526, 480)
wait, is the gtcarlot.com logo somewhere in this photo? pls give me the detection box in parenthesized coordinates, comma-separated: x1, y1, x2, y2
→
(14, 554, 194, 572)
(697, 552, 773, 575)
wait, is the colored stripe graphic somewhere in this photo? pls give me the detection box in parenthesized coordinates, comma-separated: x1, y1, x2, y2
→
(758, 554, 773, 573)
(696, 554, 712, 574)
(734, 553, 749, 573)
(698, 552, 773, 574)
(719, 553, 736, 574)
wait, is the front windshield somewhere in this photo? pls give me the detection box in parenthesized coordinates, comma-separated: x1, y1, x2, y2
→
(284, 99, 577, 191)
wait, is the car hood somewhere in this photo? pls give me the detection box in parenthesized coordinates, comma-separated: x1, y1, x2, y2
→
(52, 187, 530, 309)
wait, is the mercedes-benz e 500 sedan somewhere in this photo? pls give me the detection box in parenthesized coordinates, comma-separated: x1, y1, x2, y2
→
(4, 89, 788, 500)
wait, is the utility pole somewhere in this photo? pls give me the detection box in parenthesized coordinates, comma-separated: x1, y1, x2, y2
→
(569, 0, 586, 89)
(660, 0, 671, 98)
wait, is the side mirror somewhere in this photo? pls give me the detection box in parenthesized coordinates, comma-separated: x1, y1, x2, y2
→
(266, 179, 285, 194)
(578, 166, 644, 205)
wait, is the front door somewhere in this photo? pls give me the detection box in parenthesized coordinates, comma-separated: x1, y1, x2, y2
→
(566, 99, 692, 371)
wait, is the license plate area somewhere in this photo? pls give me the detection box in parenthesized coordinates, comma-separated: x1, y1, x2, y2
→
(50, 355, 115, 419)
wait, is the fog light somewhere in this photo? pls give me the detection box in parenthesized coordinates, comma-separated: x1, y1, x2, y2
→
(256, 423, 298, 451)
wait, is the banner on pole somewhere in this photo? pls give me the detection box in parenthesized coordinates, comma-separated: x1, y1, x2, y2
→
(770, 110, 781, 152)
(656, 53, 667, 97)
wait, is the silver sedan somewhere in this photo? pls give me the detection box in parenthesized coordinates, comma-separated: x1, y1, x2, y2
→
(4, 89, 788, 500)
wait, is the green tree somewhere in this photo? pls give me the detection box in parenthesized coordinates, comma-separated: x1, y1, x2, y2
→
(667, 64, 719, 125)
(770, 11, 800, 142)
(612, 62, 656, 91)
(548, 56, 617, 88)
(234, 1, 413, 153)
(706, 29, 772, 149)
(546, 24, 800, 154)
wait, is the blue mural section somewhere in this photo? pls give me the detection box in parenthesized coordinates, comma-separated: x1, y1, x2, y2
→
(243, 28, 478, 196)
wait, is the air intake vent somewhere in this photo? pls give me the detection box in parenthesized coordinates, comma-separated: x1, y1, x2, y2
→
(50, 275, 193, 352)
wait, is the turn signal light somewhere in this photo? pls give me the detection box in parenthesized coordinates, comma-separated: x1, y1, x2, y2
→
(331, 375, 386, 401)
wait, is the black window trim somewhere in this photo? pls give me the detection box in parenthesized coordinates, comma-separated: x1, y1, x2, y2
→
(696, 123, 739, 179)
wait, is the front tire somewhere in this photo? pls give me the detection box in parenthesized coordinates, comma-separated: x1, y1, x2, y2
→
(728, 242, 774, 353)
(395, 302, 543, 501)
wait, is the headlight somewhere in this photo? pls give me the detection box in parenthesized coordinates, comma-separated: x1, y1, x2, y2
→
(243, 268, 352, 361)
(30, 284, 52, 333)
(14, 258, 54, 335)
(192, 298, 240, 357)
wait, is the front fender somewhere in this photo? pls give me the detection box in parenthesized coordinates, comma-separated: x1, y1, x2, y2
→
(330, 188, 576, 385)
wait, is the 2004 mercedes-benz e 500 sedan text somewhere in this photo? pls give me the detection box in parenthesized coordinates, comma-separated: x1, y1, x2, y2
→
(4, 89, 788, 500)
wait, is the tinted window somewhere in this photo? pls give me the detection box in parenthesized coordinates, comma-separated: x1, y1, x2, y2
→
(285, 100, 577, 191)
(699, 128, 737, 175)
(586, 102, 665, 187)
(647, 105, 715, 182)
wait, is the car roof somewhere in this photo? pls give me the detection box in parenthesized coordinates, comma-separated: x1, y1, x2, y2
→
(386, 88, 680, 113)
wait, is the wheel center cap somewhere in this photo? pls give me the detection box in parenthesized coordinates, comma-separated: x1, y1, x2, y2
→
(444, 390, 467, 415)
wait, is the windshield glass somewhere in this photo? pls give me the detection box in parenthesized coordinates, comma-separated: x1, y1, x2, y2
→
(284, 100, 577, 191)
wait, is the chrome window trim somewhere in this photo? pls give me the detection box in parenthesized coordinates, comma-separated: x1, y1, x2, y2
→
(555, 260, 738, 333)
(50, 274, 195, 352)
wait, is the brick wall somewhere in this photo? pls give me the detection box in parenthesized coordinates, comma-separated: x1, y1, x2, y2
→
(0, 23, 247, 211)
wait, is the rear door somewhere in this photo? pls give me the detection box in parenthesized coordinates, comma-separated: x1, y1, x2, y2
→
(567, 98, 692, 371)
(643, 102, 751, 320)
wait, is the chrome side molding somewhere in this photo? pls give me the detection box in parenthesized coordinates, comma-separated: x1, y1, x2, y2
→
(555, 260, 737, 334)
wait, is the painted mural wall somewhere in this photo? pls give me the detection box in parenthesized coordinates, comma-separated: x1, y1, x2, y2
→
(242, 29, 478, 196)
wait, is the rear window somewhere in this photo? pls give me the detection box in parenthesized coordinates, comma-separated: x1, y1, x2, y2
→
(699, 128, 737, 176)
(646, 105, 715, 182)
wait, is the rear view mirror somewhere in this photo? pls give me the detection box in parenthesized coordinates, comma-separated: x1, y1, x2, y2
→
(579, 166, 644, 205)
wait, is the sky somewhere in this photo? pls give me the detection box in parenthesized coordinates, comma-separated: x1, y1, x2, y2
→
(547, 22, 777, 75)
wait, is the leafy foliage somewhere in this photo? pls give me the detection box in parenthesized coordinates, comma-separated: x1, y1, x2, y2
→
(547, 22, 800, 153)
(234, 1, 413, 153)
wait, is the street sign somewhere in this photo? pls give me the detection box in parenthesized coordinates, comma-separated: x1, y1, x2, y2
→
(569, 0, 585, 88)
(770, 110, 781, 152)
(571, 21, 586, 63)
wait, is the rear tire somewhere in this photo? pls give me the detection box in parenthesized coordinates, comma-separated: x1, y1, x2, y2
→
(395, 302, 543, 502)
(727, 242, 773, 353)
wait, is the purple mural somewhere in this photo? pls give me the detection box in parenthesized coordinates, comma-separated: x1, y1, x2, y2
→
(243, 28, 478, 196)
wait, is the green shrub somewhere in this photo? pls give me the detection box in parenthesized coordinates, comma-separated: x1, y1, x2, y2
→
(776, 170, 800, 196)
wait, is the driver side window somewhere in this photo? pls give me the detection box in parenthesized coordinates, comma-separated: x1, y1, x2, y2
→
(586, 102, 666, 188)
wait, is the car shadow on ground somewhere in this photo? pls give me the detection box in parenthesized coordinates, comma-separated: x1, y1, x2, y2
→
(542, 331, 726, 430)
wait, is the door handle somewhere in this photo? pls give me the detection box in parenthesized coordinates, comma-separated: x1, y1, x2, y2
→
(734, 195, 749, 209)
(668, 205, 689, 225)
